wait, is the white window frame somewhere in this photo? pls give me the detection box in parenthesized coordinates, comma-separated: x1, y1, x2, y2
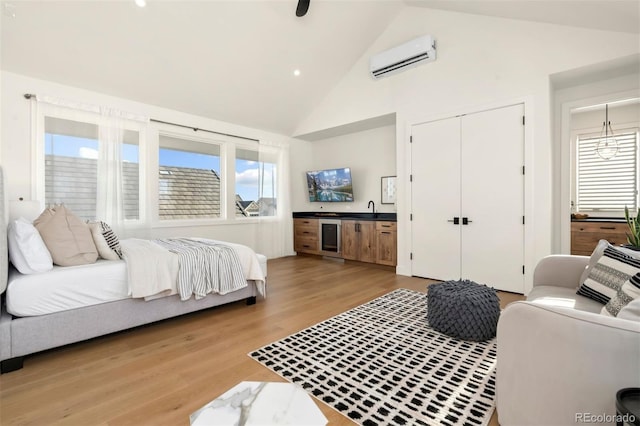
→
(234, 141, 279, 220)
(151, 126, 233, 227)
(34, 103, 148, 224)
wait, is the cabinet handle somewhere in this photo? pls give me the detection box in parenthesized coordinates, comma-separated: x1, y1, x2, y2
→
(303, 231, 309, 234)
(600, 226, 616, 230)
(303, 245, 310, 248)
(381, 231, 391, 235)
(381, 224, 391, 228)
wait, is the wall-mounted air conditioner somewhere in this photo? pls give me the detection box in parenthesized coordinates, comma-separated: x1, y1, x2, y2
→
(369, 35, 436, 79)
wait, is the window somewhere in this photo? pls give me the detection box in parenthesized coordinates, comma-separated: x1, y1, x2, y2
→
(158, 135, 221, 220)
(235, 148, 277, 217)
(576, 128, 639, 213)
(44, 116, 140, 221)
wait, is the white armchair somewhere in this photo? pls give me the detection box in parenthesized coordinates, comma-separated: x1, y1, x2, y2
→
(496, 255, 640, 426)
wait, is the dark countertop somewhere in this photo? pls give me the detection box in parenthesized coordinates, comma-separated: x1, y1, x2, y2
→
(293, 211, 397, 221)
(571, 216, 625, 223)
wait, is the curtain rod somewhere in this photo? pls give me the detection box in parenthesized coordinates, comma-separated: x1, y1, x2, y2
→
(150, 119, 259, 142)
(24, 93, 259, 143)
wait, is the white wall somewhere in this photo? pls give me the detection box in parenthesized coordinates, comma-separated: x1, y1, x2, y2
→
(291, 124, 396, 214)
(1, 71, 296, 258)
(293, 6, 640, 285)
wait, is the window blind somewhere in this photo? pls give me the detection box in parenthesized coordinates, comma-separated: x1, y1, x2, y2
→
(576, 129, 638, 212)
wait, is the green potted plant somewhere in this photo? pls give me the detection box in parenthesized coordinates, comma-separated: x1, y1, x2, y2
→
(624, 206, 640, 250)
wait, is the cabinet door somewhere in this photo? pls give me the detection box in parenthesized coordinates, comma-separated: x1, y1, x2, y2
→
(411, 116, 462, 280)
(376, 222, 397, 266)
(358, 221, 377, 263)
(341, 220, 358, 260)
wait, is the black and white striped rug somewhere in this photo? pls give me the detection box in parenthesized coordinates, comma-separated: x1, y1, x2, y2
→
(249, 288, 497, 426)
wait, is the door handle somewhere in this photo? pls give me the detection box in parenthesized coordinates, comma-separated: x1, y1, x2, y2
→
(447, 217, 460, 225)
(462, 217, 473, 225)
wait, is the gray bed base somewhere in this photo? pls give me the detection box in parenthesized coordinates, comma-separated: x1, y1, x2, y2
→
(0, 282, 258, 373)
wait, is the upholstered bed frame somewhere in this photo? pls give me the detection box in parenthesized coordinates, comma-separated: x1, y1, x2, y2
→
(0, 168, 262, 373)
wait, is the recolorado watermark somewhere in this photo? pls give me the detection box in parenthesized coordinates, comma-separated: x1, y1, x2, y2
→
(576, 412, 636, 423)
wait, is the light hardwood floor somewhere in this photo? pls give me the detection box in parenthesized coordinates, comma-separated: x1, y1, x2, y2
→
(0, 255, 524, 425)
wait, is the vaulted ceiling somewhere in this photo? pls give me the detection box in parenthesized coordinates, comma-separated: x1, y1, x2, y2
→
(2, 0, 639, 136)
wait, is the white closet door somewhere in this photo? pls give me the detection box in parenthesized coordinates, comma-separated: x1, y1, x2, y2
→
(460, 104, 524, 293)
(410, 116, 461, 281)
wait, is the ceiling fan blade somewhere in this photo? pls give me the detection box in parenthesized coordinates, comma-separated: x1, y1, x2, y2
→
(296, 0, 310, 17)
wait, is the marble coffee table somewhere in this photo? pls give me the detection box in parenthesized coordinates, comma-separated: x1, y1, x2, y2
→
(190, 381, 328, 425)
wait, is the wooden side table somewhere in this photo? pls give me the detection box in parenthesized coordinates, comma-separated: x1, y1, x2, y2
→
(616, 388, 640, 426)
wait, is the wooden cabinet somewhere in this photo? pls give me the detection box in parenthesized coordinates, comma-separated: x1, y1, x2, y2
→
(571, 221, 627, 256)
(341, 220, 376, 263)
(294, 218, 319, 254)
(376, 221, 397, 266)
(294, 216, 397, 267)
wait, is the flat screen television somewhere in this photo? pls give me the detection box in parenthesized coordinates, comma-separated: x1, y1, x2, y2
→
(306, 167, 354, 202)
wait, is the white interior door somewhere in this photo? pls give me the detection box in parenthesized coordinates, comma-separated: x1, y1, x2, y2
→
(411, 116, 461, 280)
(460, 104, 525, 293)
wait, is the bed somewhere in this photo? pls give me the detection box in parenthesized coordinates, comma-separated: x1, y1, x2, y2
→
(0, 171, 267, 374)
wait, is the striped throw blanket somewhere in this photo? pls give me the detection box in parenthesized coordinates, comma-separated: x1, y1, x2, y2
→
(154, 238, 247, 301)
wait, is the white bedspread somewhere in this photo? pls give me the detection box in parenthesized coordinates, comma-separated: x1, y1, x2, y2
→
(120, 239, 179, 299)
(121, 238, 266, 300)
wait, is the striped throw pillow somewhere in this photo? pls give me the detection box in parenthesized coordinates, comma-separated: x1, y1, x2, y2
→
(100, 221, 122, 258)
(576, 243, 640, 305)
(87, 221, 122, 260)
(602, 272, 640, 317)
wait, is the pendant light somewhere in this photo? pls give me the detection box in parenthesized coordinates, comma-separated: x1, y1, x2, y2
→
(596, 104, 618, 160)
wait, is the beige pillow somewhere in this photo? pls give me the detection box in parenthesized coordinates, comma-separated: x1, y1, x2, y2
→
(34, 205, 98, 266)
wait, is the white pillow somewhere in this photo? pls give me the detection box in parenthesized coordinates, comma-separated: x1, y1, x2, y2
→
(7, 217, 53, 274)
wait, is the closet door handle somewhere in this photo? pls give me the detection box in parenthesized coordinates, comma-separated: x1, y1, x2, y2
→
(447, 217, 460, 225)
(462, 217, 472, 225)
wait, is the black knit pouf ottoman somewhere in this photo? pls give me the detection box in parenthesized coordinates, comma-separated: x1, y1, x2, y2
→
(427, 279, 500, 341)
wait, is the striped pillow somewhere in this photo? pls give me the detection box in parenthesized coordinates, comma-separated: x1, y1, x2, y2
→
(601, 272, 640, 317)
(87, 221, 122, 260)
(576, 243, 640, 305)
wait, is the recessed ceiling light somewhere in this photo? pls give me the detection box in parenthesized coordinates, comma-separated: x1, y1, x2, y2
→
(293, 69, 301, 77)
(135, 0, 146, 7)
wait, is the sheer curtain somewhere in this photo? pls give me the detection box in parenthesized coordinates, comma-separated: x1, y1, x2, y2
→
(96, 107, 125, 231)
(35, 96, 149, 236)
(257, 138, 293, 258)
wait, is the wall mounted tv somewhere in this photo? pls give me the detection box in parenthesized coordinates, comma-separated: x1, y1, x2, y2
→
(306, 167, 354, 202)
